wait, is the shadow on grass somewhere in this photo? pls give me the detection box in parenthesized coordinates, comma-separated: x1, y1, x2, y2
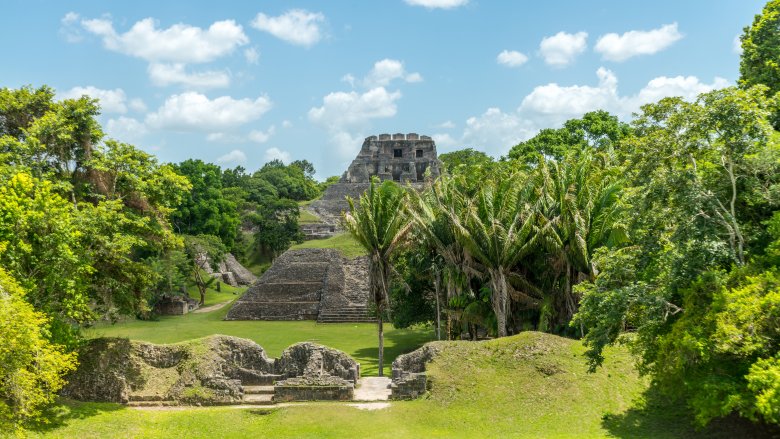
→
(352, 324, 435, 375)
(26, 398, 126, 433)
(602, 385, 780, 439)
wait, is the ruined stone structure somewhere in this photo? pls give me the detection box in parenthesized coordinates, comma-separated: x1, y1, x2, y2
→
(63, 336, 360, 406)
(153, 294, 199, 316)
(306, 133, 442, 231)
(390, 342, 445, 400)
(197, 252, 258, 287)
(344, 133, 441, 183)
(225, 249, 373, 323)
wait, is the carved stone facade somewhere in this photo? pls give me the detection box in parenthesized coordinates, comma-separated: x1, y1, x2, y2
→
(343, 133, 441, 183)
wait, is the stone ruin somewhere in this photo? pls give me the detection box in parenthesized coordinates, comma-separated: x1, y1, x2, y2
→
(154, 293, 199, 315)
(63, 335, 360, 405)
(197, 252, 258, 287)
(306, 133, 442, 233)
(225, 248, 373, 323)
(344, 133, 441, 184)
(390, 342, 446, 400)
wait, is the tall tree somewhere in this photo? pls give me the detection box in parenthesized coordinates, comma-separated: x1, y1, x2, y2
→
(343, 179, 412, 376)
(739, 0, 780, 96)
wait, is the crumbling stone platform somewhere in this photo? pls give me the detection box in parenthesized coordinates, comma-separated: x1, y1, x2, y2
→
(225, 248, 373, 323)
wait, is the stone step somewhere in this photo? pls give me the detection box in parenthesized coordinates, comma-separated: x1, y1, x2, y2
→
(242, 394, 275, 405)
(242, 374, 282, 386)
(128, 394, 167, 402)
(318, 318, 376, 323)
(243, 385, 275, 395)
(127, 400, 178, 407)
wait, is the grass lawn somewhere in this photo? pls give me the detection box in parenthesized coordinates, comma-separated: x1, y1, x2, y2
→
(87, 304, 432, 377)
(184, 275, 246, 307)
(23, 332, 769, 439)
(289, 233, 367, 258)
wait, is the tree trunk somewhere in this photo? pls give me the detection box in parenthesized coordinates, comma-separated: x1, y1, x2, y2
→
(490, 268, 508, 337)
(434, 270, 441, 340)
(377, 316, 385, 377)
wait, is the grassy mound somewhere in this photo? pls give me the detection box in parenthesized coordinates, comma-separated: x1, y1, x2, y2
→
(24, 331, 772, 438)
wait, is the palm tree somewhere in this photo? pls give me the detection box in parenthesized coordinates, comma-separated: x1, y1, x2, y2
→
(536, 153, 627, 327)
(408, 176, 473, 340)
(343, 178, 412, 376)
(449, 176, 540, 337)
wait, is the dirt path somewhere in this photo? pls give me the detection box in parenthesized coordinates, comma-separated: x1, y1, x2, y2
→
(193, 301, 232, 314)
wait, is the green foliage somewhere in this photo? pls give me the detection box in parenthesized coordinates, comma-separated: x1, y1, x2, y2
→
(739, 0, 780, 96)
(171, 159, 240, 249)
(574, 86, 780, 426)
(0, 268, 77, 432)
(507, 110, 631, 165)
(439, 148, 493, 173)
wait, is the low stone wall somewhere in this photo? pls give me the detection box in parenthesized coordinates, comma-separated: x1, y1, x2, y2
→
(63, 336, 361, 405)
(274, 376, 353, 402)
(389, 342, 446, 400)
(390, 372, 427, 400)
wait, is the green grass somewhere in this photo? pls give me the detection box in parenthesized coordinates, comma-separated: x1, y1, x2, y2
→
(86, 304, 432, 377)
(185, 273, 246, 307)
(298, 209, 321, 224)
(289, 233, 367, 258)
(24, 332, 768, 438)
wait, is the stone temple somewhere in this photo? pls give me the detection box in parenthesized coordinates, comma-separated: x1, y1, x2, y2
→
(227, 134, 441, 322)
(307, 133, 441, 226)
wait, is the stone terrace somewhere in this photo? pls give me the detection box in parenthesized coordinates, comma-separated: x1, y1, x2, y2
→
(225, 248, 373, 323)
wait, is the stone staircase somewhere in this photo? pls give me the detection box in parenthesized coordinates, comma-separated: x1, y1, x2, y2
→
(241, 385, 275, 405)
(318, 305, 374, 323)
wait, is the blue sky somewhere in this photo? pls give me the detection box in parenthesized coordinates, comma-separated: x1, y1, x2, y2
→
(0, 0, 766, 178)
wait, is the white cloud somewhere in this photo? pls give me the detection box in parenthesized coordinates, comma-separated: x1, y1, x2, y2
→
(244, 47, 260, 64)
(539, 31, 587, 67)
(309, 87, 402, 157)
(432, 133, 458, 149)
(595, 23, 683, 62)
(216, 149, 247, 164)
(81, 17, 248, 63)
(497, 50, 528, 67)
(128, 98, 147, 112)
(341, 73, 356, 88)
(264, 147, 291, 163)
(60, 12, 83, 42)
(281, 120, 293, 128)
(364, 59, 423, 87)
(105, 116, 148, 142)
(450, 68, 728, 157)
(146, 92, 272, 131)
(147, 63, 231, 89)
(60, 86, 128, 113)
(309, 87, 401, 127)
(404, 0, 468, 9)
(251, 9, 325, 47)
(248, 126, 276, 143)
(437, 120, 455, 129)
(733, 34, 743, 55)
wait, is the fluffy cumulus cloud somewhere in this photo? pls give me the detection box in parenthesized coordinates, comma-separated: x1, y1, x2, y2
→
(496, 50, 528, 68)
(146, 92, 272, 131)
(105, 116, 148, 142)
(595, 23, 683, 62)
(264, 147, 291, 163)
(81, 17, 248, 63)
(248, 126, 276, 143)
(216, 149, 247, 164)
(539, 31, 588, 67)
(60, 86, 130, 113)
(364, 59, 423, 87)
(60, 12, 83, 42)
(147, 63, 231, 89)
(404, 0, 469, 9)
(309, 87, 402, 157)
(251, 9, 325, 47)
(452, 68, 728, 157)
